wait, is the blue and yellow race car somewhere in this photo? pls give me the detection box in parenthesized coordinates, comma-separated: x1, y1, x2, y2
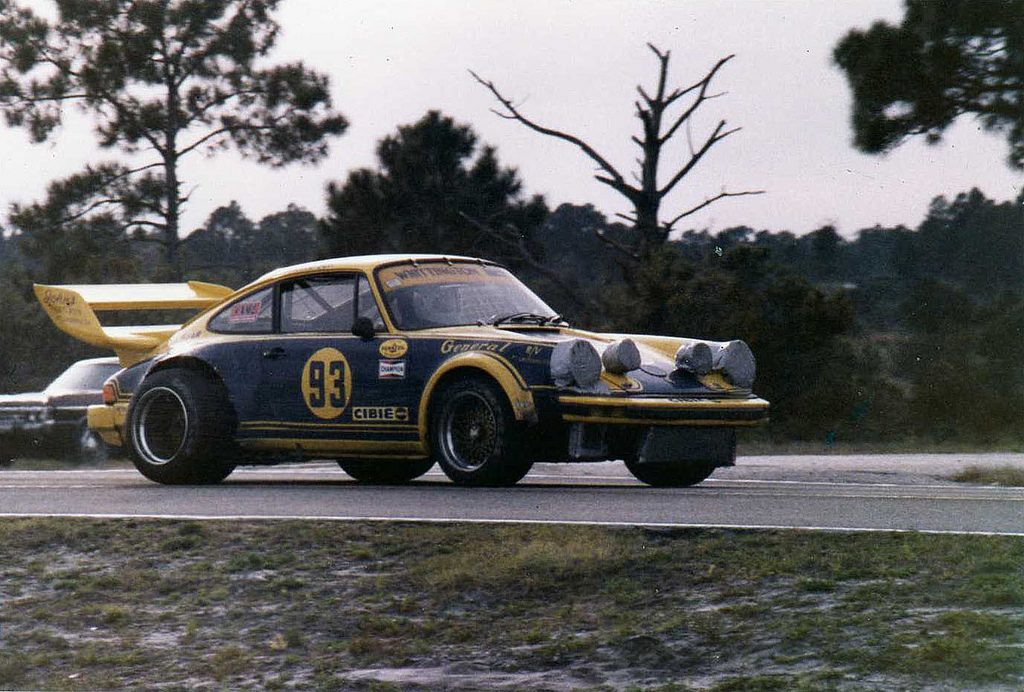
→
(35, 255, 768, 487)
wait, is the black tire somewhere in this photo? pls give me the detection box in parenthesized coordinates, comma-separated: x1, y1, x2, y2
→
(73, 422, 109, 466)
(625, 459, 717, 487)
(337, 458, 434, 484)
(430, 377, 532, 487)
(126, 368, 237, 485)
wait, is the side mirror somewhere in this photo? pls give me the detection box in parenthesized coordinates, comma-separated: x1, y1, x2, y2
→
(352, 316, 375, 340)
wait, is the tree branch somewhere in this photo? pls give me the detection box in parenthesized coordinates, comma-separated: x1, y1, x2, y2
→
(659, 121, 741, 197)
(593, 227, 641, 261)
(175, 121, 275, 159)
(660, 55, 734, 144)
(123, 219, 167, 231)
(663, 189, 766, 230)
(646, 42, 670, 105)
(470, 69, 636, 196)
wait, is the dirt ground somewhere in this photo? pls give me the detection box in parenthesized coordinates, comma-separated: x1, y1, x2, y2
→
(0, 519, 1021, 690)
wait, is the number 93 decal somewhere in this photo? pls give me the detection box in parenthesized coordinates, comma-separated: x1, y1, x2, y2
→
(301, 347, 352, 419)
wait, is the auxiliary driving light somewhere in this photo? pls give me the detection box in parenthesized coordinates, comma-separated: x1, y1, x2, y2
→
(675, 341, 713, 376)
(551, 338, 602, 388)
(712, 340, 756, 388)
(602, 338, 641, 374)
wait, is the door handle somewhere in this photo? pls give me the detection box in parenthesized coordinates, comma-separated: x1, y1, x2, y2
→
(262, 347, 286, 360)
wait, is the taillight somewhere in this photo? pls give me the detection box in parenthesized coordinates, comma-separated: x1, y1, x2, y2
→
(102, 381, 117, 405)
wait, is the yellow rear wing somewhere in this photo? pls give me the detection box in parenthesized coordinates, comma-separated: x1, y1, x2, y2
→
(34, 281, 233, 366)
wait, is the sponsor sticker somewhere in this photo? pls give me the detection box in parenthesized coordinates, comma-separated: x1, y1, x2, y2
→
(378, 263, 516, 291)
(440, 339, 511, 354)
(42, 289, 76, 309)
(378, 338, 409, 359)
(352, 406, 410, 423)
(378, 359, 406, 379)
(302, 348, 351, 419)
(228, 299, 262, 323)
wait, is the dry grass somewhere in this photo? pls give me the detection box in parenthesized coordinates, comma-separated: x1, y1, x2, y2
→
(0, 519, 1021, 690)
(951, 465, 1024, 487)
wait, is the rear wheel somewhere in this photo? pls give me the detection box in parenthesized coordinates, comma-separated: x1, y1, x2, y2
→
(126, 369, 236, 485)
(431, 377, 532, 487)
(625, 459, 717, 487)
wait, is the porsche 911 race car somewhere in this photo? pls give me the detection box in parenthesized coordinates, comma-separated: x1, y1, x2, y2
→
(35, 254, 768, 487)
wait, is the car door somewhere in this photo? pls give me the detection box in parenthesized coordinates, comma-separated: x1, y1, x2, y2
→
(255, 273, 419, 450)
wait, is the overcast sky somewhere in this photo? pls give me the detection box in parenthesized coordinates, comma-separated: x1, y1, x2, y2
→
(2, 0, 1021, 239)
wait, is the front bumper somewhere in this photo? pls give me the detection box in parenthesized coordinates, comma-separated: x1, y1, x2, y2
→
(0, 420, 55, 458)
(87, 404, 127, 447)
(0, 419, 54, 435)
(557, 394, 769, 426)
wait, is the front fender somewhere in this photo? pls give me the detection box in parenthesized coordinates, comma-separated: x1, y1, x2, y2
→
(418, 351, 538, 435)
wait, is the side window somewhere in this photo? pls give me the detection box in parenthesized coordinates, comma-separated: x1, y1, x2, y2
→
(281, 275, 356, 334)
(208, 286, 274, 334)
(357, 276, 386, 331)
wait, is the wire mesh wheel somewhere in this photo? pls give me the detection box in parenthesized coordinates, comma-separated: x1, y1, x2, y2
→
(441, 390, 499, 472)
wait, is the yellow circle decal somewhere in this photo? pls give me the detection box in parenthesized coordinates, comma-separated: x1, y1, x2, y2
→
(301, 347, 352, 419)
(379, 338, 408, 359)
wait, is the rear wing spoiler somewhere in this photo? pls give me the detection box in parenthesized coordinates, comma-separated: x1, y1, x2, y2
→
(34, 281, 234, 366)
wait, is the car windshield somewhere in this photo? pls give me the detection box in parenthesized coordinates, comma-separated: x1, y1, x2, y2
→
(376, 262, 557, 330)
(45, 361, 120, 394)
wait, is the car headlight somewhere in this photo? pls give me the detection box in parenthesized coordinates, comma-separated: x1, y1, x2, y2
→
(551, 338, 602, 388)
(675, 341, 713, 376)
(601, 338, 641, 374)
(713, 340, 756, 388)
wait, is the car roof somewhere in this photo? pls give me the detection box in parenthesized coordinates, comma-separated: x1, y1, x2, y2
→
(251, 254, 491, 286)
(69, 357, 121, 368)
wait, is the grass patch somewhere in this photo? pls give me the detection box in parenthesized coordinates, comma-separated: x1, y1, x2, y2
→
(0, 519, 1021, 690)
(736, 430, 1024, 454)
(951, 464, 1024, 487)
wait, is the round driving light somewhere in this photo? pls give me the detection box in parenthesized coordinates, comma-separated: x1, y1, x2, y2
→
(602, 338, 641, 374)
(713, 340, 756, 388)
(675, 341, 713, 376)
(551, 338, 602, 388)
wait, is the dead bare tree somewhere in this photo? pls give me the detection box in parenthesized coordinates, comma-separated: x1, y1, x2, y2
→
(471, 44, 763, 262)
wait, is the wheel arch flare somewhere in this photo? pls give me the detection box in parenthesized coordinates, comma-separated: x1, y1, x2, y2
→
(418, 353, 537, 443)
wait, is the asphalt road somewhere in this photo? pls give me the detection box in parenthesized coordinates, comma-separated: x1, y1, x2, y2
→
(1, 454, 1022, 535)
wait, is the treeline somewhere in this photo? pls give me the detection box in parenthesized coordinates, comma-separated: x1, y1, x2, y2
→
(661, 189, 1024, 445)
(1, 114, 1020, 448)
(0, 204, 320, 391)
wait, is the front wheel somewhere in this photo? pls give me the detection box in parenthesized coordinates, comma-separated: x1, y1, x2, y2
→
(126, 369, 237, 485)
(430, 377, 532, 487)
(625, 459, 717, 487)
(337, 459, 434, 484)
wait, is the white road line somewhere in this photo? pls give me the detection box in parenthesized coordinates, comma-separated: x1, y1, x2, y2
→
(1, 479, 1018, 501)
(0, 484, 108, 489)
(693, 489, 1022, 502)
(1, 481, 1015, 502)
(0, 512, 1021, 537)
(2, 466, 1018, 493)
